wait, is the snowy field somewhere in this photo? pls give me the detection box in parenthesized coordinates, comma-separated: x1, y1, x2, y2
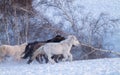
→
(0, 58, 120, 75)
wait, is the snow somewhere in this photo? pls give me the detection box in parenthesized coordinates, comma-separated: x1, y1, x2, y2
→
(0, 58, 120, 75)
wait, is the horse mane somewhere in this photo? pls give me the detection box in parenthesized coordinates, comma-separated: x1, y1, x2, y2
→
(46, 35, 65, 42)
(33, 43, 45, 51)
(60, 35, 73, 46)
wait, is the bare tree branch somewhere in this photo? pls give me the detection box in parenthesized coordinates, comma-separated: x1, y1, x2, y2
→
(80, 43, 120, 56)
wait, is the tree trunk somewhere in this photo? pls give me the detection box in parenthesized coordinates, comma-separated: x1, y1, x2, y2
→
(13, 5, 20, 45)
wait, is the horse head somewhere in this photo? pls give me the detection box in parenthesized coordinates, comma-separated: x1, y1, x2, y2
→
(68, 35, 80, 46)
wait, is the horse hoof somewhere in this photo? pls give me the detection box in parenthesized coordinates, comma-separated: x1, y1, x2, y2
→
(49, 61, 55, 64)
(27, 60, 32, 64)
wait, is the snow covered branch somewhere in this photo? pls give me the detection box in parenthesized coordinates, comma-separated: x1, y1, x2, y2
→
(79, 42, 120, 58)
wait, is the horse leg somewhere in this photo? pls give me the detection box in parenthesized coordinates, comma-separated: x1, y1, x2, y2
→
(58, 54, 64, 61)
(62, 53, 68, 62)
(54, 55, 64, 63)
(35, 55, 41, 63)
(0, 56, 4, 63)
(43, 54, 49, 63)
(68, 53, 73, 61)
(27, 50, 40, 64)
(47, 54, 55, 64)
(22, 51, 30, 59)
(52, 55, 58, 63)
(35, 54, 45, 63)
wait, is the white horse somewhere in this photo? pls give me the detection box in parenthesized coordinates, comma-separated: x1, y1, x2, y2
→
(31, 35, 80, 64)
(0, 43, 27, 62)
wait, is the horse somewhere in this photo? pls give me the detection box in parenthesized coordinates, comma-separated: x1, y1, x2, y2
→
(21, 41, 40, 59)
(0, 43, 27, 62)
(22, 35, 65, 64)
(29, 35, 80, 64)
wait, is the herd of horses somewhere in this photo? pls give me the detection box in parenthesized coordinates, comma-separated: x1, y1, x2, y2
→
(0, 35, 80, 64)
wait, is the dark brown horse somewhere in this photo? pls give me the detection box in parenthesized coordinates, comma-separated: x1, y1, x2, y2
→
(22, 35, 65, 64)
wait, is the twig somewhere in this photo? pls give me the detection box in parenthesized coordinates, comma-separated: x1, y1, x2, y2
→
(80, 49, 96, 59)
(80, 43, 120, 56)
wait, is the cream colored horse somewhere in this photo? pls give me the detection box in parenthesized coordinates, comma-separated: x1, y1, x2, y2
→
(0, 43, 27, 62)
(31, 35, 80, 64)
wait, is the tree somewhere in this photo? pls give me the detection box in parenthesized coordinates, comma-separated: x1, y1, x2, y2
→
(34, 0, 120, 59)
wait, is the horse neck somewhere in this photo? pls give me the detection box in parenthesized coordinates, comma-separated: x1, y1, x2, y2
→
(38, 46, 45, 54)
(60, 38, 73, 47)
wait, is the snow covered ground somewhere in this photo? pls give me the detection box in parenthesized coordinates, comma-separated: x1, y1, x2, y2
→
(0, 58, 120, 75)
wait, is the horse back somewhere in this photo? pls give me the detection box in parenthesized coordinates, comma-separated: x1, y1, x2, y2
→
(0, 45, 14, 57)
(43, 43, 63, 54)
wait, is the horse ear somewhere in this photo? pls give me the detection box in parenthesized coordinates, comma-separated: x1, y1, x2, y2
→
(71, 35, 75, 39)
(68, 35, 75, 40)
